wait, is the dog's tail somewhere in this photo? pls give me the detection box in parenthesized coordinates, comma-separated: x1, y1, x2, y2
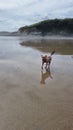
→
(51, 51, 55, 56)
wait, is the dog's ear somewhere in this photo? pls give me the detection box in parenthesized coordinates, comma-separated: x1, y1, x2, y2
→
(41, 55, 43, 58)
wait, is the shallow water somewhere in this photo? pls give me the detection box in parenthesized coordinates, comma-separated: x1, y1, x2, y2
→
(0, 36, 73, 130)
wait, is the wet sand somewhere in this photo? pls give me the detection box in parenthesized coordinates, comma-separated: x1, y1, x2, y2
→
(0, 36, 73, 130)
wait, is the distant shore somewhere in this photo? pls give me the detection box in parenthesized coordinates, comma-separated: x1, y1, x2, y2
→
(1, 18, 73, 38)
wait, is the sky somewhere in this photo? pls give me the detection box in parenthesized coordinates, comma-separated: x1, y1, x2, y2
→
(0, 0, 73, 31)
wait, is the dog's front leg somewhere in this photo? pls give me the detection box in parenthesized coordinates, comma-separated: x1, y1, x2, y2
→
(41, 62, 44, 70)
(46, 63, 50, 70)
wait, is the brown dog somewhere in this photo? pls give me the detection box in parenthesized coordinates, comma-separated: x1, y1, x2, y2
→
(41, 51, 55, 70)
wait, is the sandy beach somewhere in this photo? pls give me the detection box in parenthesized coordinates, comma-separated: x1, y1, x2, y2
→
(0, 36, 73, 130)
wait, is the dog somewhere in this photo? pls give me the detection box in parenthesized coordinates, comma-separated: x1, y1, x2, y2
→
(41, 51, 55, 70)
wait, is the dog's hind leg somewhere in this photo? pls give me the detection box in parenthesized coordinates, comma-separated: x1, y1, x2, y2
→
(45, 63, 47, 70)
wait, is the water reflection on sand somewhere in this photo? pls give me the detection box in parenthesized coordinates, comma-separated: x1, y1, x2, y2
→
(40, 68, 52, 84)
(20, 37, 73, 54)
(0, 36, 73, 130)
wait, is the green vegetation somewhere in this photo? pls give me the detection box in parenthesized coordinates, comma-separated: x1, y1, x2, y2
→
(18, 18, 73, 35)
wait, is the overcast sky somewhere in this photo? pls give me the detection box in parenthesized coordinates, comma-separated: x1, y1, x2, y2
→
(0, 0, 73, 31)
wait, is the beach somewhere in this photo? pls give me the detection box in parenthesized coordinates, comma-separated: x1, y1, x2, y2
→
(0, 36, 73, 130)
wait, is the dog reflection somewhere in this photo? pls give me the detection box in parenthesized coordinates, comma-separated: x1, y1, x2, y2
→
(40, 68, 52, 84)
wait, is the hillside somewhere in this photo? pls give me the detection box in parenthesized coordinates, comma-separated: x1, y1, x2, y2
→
(18, 18, 73, 36)
(0, 31, 10, 36)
